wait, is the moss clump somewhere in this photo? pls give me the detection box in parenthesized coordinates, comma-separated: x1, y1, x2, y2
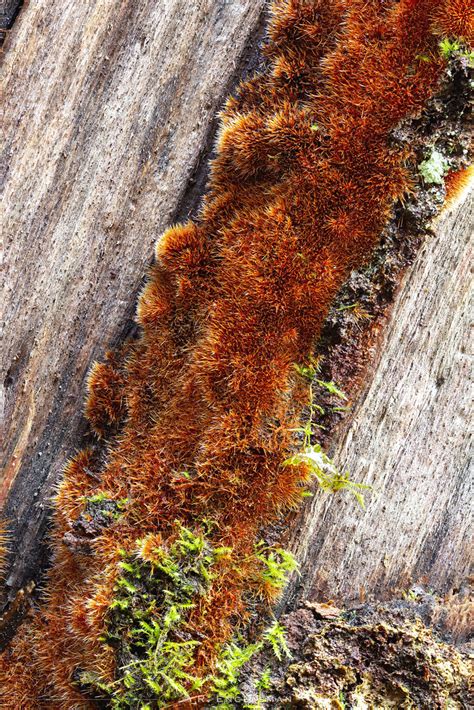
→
(77, 524, 229, 707)
(74, 523, 296, 708)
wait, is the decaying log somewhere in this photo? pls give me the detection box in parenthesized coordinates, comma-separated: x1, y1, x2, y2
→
(239, 593, 472, 706)
(1, 0, 472, 664)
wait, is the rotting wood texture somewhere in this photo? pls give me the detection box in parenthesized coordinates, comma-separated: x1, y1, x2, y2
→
(1, 0, 267, 617)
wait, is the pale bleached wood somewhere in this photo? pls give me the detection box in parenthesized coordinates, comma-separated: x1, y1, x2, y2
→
(1, 0, 267, 612)
(284, 189, 474, 607)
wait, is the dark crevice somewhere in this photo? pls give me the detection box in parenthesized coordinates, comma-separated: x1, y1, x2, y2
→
(0, 0, 24, 48)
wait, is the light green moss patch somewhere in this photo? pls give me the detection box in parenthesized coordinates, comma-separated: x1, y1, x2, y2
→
(418, 150, 449, 185)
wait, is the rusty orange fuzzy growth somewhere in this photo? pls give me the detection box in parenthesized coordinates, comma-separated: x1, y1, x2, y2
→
(444, 164, 474, 208)
(432, 0, 474, 43)
(1, 1, 472, 706)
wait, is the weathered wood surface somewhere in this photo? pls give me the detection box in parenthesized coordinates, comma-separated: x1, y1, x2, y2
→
(1, 0, 267, 610)
(1, 0, 472, 640)
(284, 190, 474, 608)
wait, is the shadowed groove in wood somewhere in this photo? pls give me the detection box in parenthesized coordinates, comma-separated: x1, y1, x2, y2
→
(0, 0, 23, 46)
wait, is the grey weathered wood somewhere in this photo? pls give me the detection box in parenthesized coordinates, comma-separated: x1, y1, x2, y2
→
(1, 0, 267, 611)
(284, 189, 474, 607)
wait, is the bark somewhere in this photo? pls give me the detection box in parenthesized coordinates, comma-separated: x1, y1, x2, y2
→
(1, 0, 472, 666)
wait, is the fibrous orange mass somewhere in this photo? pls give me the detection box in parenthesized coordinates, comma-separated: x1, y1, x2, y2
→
(1, 1, 472, 706)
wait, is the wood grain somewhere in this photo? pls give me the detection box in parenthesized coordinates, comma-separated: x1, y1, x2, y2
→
(284, 190, 474, 607)
(1, 0, 267, 608)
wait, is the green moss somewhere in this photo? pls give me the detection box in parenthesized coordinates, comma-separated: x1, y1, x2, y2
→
(82, 493, 128, 521)
(290, 363, 370, 507)
(209, 623, 290, 708)
(284, 443, 370, 507)
(210, 639, 263, 706)
(418, 149, 449, 185)
(263, 621, 291, 662)
(78, 524, 226, 707)
(293, 356, 321, 381)
(254, 543, 298, 593)
(315, 379, 347, 400)
(74, 523, 298, 708)
(439, 37, 461, 59)
(438, 37, 474, 71)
